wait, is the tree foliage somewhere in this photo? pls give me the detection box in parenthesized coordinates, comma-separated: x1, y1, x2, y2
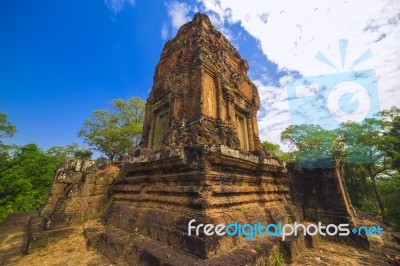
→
(0, 141, 92, 222)
(280, 124, 343, 168)
(378, 173, 400, 231)
(261, 140, 295, 161)
(337, 118, 388, 215)
(0, 113, 92, 221)
(278, 108, 400, 230)
(46, 142, 92, 165)
(78, 97, 146, 161)
(0, 113, 16, 140)
(0, 144, 57, 221)
(381, 106, 400, 170)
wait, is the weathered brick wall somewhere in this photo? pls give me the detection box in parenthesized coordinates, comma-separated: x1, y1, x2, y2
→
(287, 161, 356, 225)
(41, 160, 119, 228)
(26, 160, 119, 253)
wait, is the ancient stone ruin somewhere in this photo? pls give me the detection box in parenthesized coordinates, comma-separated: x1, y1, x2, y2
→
(4, 12, 380, 265)
(106, 12, 300, 259)
(93, 13, 361, 264)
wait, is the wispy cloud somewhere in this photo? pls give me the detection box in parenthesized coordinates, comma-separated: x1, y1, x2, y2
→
(161, 23, 169, 40)
(104, 0, 135, 14)
(165, 1, 192, 31)
(256, 77, 291, 147)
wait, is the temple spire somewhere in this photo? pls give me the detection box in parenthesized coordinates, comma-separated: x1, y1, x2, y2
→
(140, 12, 261, 152)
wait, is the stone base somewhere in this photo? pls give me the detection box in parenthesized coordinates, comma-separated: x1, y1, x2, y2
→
(104, 145, 302, 259)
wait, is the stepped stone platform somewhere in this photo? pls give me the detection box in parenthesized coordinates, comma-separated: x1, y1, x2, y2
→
(105, 145, 302, 260)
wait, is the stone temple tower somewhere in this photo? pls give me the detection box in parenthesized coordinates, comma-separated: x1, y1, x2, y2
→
(105, 13, 299, 261)
(140, 13, 261, 152)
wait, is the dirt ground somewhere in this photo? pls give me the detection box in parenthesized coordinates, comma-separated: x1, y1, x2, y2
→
(13, 225, 400, 266)
(13, 226, 111, 266)
(1, 212, 399, 266)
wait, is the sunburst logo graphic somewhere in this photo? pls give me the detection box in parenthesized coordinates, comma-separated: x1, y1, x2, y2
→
(315, 39, 376, 123)
(315, 39, 372, 70)
(286, 39, 381, 168)
(286, 39, 380, 130)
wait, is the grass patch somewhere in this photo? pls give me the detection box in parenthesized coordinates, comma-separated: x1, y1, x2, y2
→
(107, 196, 115, 205)
(275, 251, 285, 266)
(236, 207, 248, 213)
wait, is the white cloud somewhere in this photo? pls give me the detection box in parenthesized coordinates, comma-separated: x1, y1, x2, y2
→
(104, 0, 135, 14)
(256, 79, 290, 146)
(166, 1, 192, 31)
(194, 0, 400, 143)
(161, 23, 169, 40)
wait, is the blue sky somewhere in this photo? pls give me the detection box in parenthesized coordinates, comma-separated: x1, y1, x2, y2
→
(1, 0, 399, 151)
(0, 1, 168, 148)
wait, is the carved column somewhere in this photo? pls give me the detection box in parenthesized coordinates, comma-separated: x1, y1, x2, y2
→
(247, 112, 255, 150)
(223, 85, 235, 126)
(251, 95, 261, 150)
(215, 76, 221, 120)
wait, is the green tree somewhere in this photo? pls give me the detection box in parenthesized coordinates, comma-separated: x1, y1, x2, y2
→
(78, 97, 146, 161)
(261, 140, 294, 161)
(280, 124, 340, 164)
(342, 163, 375, 211)
(0, 144, 57, 221)
(0, 113, 16, 140)
(280, 119, 392, 216)
(46, 142, 92, 164)
(380, 107, 400, 170)
(337, 118, 388, 215)
(0, 114, 17, 178)
(274, 107, 400, 229)
(0, 144, 12, 173)
(378, 173, 400, 230)
(377, 107, 400, 228)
